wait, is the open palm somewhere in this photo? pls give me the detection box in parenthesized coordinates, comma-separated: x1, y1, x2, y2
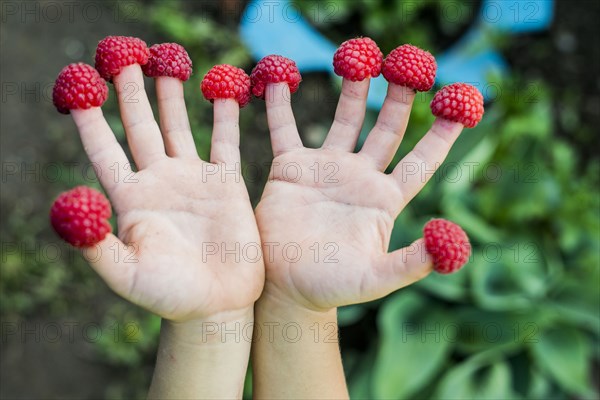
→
(71, 66, 263, 321)
(255, 81, 465, 311)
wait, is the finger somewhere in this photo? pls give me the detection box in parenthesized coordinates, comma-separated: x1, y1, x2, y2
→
(359, 85, 415, 171)
(371, 239, 433, 296)
(210, 98, 241, 165)
(113, 65, 166, 169)
(322, 79, 370, 151)
(393, 118, 464, 204)
(71, 108, 130, 196)
(155, 77, 197, 158)
(81, 233, 137, 301)
(265, 83, 303, 157)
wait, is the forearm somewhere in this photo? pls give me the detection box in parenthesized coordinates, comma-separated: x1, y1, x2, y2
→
(148, 308, 254, 400)
(252, 285, 348, 399)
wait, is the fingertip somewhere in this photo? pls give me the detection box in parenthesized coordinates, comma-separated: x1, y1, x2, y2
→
(386, 83, 416, 105)
(265, 82, 292, 106)
(80, 233, 121, 265)
(113, 64, 145, 89)
(70, 106, 104, 124)
(432, 118, 464, 137)
(155, 76, 184, 99)
(342, 78, 371, 98)
(213, 98, 241, 121)
(398, 238, 434, 279)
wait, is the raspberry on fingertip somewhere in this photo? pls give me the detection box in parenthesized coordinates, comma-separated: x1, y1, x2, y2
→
(333, 37, 383, 81)
(95, 35, 150, 82)
(50, 186, 112, 248)
(430, 83, 484, 128)
(423, 218, 471, 274)
(52, 63, 109, 114)
(201, 64, 251, 107)
(382, 44, 437, 91)
(250, 55, 302, 99)
(142, 43, 193, 81)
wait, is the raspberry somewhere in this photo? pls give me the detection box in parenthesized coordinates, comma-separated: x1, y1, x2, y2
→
(382, 44, 437, 91)
(201, 64, 251, 107)
(250, 55, 302, 99)
(95, 36, 149, 82)
(142, 43, 193, 81)
(52, 63, 109, 114)
(50, 186, 112, 248)
(423, 219, 471, 274)
(333, 37, 383, 81)
(430, 83, 484, 128)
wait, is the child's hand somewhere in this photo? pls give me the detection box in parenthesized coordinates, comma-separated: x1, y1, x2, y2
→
(71, 65, 263, 322)
(255, 81, 465, 312)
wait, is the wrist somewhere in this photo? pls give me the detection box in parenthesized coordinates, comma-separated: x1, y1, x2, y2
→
(150, 308, 253, 399)
(161, 306, 254, 347)
(255, 283, 338, 345)
(252, 282, 348, 399)
(259, 280, 336, 314)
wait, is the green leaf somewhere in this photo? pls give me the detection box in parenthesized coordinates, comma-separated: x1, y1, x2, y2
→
(338, 304, 367, 326)
(547, 276, 600, 334)
(477, 361, 514, 398)
(530, 327, 595, 397)
(503, 240, 548, 299)
(440, 134, 499, 196)
(243, 366, 252, 400)
(434, 357, 518, 399)
(415, 265, 469, 302)
(470, 253, 533, 312)
(527, 368, 553, 399)
(501, 96, 552, 140)
(373, 292, 453, 399)
(441, 195, 504, 243)
(453, 307, 544, 355)
(345, 349, 375, 399)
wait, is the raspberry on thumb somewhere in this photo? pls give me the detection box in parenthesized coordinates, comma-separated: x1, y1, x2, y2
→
(52, 63, 109, 114)
(50, 186, 112, 248)
(423, 218, 471, 274)
(430, 83, 484, 128)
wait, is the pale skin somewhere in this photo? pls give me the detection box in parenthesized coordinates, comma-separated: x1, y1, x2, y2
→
(69, 63, 466, 399)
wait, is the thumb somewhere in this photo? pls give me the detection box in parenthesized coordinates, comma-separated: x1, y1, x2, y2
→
(80, 233, 137, 300)
(373, 238, 433, 297)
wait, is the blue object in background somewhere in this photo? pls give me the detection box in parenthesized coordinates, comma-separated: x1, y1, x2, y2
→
(240, 0, 554, 107)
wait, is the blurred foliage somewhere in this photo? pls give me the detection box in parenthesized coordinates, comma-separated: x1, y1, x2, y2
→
(1, 0, 598, 399)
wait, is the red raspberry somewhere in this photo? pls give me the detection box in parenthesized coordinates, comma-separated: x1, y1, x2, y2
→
(95, 36, 150, 82)
(333, 37, 383, 81)
(50, 186, 112, 248)
(430, 83, 484, 128)
(142, 43, 193, 81)
(52, 63, 109, 114)
(423, 219, 471, 274)
(382, 44, 437, 91)
(250, 55, 302, 99)
(201, 64, 251, 107)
